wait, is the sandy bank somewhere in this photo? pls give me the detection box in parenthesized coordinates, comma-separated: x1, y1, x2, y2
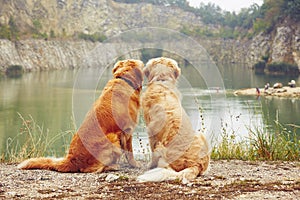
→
(234, 87, 300, 98)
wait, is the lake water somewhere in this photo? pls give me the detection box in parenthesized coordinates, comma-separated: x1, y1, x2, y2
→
(1, 64, 300, 158)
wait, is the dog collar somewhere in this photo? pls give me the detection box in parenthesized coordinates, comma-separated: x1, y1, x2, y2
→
(117, 76, 140, 91)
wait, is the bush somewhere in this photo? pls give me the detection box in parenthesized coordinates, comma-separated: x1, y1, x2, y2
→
(78, 32, 107, 42)
(261, 55, 269, 62)
(266, 62, 299, 75)
(211, 120, 300, 161)
(253, 61, 266, 74)
(0, 25, 11, 40)
(5, 65, 23, 78)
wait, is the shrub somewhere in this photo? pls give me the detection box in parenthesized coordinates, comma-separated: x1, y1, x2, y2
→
(261, 55, 269, 62)
(5, 65, 23, 77)
(78, 32, 107, 42)
(211, 120, 300, 161)
(266, 62, 299, 75)
(0, 25, 11, 40)
(50, 29, 56, 38)
(253, 60, 266, 74)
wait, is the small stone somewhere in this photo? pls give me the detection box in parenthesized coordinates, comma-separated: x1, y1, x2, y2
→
(105, 174, 120, 182)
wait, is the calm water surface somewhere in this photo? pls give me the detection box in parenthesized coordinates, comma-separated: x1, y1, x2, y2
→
(1, 64, 299, 157)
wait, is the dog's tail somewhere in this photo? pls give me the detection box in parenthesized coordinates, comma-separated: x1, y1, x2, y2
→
(17, 157, 74, 172)
(137, 166, 202, 182)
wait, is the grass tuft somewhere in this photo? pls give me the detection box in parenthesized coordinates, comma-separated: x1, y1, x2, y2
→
(211, 120, 300, 161)
(2, 113, 73, 163)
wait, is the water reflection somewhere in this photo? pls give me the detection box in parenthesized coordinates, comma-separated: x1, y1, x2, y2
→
(0, 64, 299, 156)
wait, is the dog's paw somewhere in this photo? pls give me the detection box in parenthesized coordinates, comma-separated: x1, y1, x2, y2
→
(130, 160, 142, 168)
(147, 161, 157, 169)
(102, 164, 120, 172)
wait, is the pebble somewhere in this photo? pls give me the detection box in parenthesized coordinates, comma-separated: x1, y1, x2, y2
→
(105, 174, 120, 182)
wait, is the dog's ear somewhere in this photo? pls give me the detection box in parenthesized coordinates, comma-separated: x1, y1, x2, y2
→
(112, 60, 123, 74)
(143, 66, 150, 78)
(174, 67, 181, 79)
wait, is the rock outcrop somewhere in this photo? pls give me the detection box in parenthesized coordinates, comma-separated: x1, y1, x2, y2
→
(0, 0, 299, 71)
(246, 20, 300, 68)
(0, 0, 203, 37)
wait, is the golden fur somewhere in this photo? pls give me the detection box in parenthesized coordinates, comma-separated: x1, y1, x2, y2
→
(140, 57, 210, 181)
(18, 59, 144, 173)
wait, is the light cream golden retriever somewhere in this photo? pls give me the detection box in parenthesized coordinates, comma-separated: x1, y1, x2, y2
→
(18, 59, 144, 173)
(137, 57, 210, 182)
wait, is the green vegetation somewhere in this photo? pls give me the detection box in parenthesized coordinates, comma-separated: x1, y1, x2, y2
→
(0, 25, 11, 40)
(50, 29, 56, 38)
(32, 19, 48, 39)
(5, 65, 23, 78)
(2, 108, 299, 163)
(113, 0, 189, 7)
(211, 120, 300, 161)
(190, 0, 300, 37)
(0, 16, 20, 40)
(77, 32, 107, 42)
(2, 113, 73, 163)
(253, 57, 299, 75)
(254, 61, 266, 74)
(266, 62, 300, 75)
(116, 0, 300, 39)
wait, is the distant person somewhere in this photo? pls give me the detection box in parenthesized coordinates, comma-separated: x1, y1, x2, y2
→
(288, 80, 296, 88)
(256, 87, 260, 96)
(264, 83, 270, 92)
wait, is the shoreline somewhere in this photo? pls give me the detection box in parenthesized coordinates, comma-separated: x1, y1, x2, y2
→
(1, 160, 299, 199)
(234, 86, 300, 98)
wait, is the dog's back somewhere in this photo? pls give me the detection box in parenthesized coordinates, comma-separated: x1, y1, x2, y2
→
(18, 59, 144, 173)
(138, 57, 210, 182)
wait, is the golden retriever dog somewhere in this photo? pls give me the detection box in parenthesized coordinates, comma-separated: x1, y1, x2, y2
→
(18, 59, 144, 173)
(137, 57, 210, 182)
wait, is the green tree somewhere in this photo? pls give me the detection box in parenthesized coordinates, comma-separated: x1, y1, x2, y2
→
(50, 29, 56, 38)
(113, 0, 190, 8)
(282, 0, 300, 20)
(33, 19, 42, 31)
(196, 3, 224, 24)
(8, 16, 19, 40)
(0, 25, 11, 40)
(32, 19, 47, 39)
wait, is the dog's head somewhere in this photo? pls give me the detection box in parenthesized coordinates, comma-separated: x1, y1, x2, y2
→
(144, 57, 181, 83)
(113, 59, 144, 91)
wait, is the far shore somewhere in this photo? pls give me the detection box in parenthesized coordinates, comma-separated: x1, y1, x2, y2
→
(234, 86, 300, 98)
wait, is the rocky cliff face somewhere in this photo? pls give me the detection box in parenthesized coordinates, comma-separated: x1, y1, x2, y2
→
(0, 0, 299, 71)
(0, 39, 96, 71)
(0, 0, 203, 37)
(246, 20, 300, 68)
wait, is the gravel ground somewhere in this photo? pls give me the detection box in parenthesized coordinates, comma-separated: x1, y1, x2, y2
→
(0, 160, 299, 199)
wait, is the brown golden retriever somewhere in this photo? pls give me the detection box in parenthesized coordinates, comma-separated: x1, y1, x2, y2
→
(18, 59, 144, 173)
(137, 57, 210, 182)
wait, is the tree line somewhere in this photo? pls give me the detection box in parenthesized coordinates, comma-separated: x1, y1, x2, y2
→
(1, 0, 299, 41)
(115, 0, 300, 37)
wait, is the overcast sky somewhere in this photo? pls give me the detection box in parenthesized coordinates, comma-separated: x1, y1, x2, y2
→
(187, 0, 264, 12)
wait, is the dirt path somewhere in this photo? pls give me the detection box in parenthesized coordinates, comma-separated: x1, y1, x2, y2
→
(0, 160, 299, 199)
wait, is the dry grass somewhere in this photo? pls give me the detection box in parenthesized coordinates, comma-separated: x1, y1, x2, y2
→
(211, 119, 300, 161)
(2, 113, 73, 163)
(2, 111, 299, 163)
